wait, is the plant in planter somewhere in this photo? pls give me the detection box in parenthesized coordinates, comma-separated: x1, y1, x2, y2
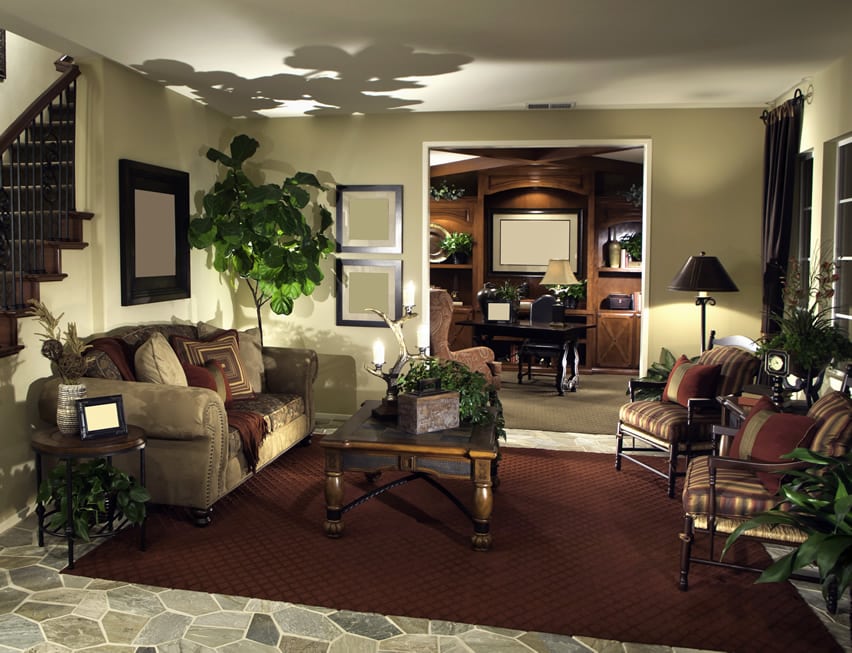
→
(37, 457, 150, 542)
(760, 257, 852, 405)
(398, 357, 505, 440)
(429, 179, 465, 201)
(723, 448, 852, 605)
(188, 134, 335, 344)
(552, 279, 587, 309)
(619, 232, 642, 263)
(440, 232, 474, 264)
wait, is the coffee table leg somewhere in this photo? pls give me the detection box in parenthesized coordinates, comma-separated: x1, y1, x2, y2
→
(471, 459, 493, 551)
(323, 450, 344, 538)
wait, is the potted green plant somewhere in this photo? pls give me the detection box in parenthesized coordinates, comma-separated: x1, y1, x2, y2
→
(188, 134, 336, 345)
(440, 232, 474, 264)
(429, 179, 465, 201)
(760, 257, 852, 405)
(398, 357, 505, 440)
(37, 457, 150, 542)
(619, 232, 642, 264)
(553, 279, 587, 309)
(723, 448, 852, 606)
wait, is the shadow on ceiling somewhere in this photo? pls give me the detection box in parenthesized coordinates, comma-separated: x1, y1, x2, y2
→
(132, 43, 473, 118)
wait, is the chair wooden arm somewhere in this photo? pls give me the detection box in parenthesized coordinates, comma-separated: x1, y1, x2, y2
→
(708, 455, 808, 474)
(628, 378, 664, 401)
(711, 424, 738, 456)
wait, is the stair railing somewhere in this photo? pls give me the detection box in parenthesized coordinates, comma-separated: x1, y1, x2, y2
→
(0, 55, 79, 311)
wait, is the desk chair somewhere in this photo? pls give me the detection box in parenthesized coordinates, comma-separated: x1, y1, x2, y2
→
(517, 295, 566, 386)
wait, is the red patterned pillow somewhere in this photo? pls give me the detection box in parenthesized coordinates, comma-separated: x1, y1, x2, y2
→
(183, 361, 232, 404)
(729, 396, 817, 493)
(663, 355, 722, 407)
(171, 330, 254, 400)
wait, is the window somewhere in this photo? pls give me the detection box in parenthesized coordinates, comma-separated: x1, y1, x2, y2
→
(790, 152, 813, 309)
(834, 138, 852, 335)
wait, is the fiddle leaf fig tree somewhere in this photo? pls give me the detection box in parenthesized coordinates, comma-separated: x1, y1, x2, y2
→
(188, 134, 335, 343)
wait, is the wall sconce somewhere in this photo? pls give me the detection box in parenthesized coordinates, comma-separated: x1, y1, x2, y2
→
(668, 251, 738, 353)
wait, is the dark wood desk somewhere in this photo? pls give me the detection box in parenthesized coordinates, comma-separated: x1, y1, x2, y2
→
(457, 319, 595, 395)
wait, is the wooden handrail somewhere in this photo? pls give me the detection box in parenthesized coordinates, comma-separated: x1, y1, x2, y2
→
(0, 56, 79, 153)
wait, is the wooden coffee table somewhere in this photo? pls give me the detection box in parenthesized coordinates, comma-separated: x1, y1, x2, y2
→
(320, 400, 499, 551)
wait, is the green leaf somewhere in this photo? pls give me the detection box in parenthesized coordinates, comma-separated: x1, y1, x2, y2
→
(229, 134, 260, 166)
(756, 551, 797, 583)
(269, 292, 294, 315)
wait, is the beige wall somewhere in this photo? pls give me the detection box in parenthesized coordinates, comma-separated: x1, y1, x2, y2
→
(3, 38, 852, 528)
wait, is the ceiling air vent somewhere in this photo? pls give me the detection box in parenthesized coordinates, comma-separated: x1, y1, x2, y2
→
(527, 102, 576, 110)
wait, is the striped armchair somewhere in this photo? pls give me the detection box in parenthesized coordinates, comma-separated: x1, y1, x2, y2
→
(616, 343, 760, 497)
(678, 390, 852, 606)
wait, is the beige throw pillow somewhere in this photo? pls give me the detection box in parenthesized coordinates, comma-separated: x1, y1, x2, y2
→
(134, 332, 188, 386)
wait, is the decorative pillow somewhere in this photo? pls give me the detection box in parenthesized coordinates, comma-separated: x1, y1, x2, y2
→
(84, 350, 124, 380)
(728, 396, 776, 458)
(171, 330, 254, 400)
(134, 332, 188, 386)
(729, 398, 817, 493)
(663, 355, 722, 407)
(197, 323, 264, 393)
(183, 360, 232, 404)
(85, 337, 136, 381)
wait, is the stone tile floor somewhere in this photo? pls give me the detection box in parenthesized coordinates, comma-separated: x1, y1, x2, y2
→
(0, 423, 847, 652)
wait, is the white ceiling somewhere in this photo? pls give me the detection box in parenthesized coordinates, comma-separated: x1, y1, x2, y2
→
(2, 0, 851, 118)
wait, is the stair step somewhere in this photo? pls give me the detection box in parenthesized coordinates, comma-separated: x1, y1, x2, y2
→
(0, 212, 89, 243)
(0, 162, 74, 185)
(48, 104, 75, 122)
(25, 122, 75, 141)
(7, 141, 74, 163)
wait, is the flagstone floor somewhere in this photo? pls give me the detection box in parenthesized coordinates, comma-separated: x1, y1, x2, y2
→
(0, 424, 847, 652)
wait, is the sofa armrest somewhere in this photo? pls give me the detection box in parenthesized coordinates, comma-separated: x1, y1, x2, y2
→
(38, 377, 228, 443)
(262, 346, 319, 432)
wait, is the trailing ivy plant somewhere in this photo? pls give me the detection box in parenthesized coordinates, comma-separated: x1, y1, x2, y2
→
(37, 458, 150, 543)
(398, 358, 505, 440)
(188, 134, 335, 344)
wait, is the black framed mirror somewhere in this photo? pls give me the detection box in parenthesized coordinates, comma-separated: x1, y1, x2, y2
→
(119, 159, 190, 305)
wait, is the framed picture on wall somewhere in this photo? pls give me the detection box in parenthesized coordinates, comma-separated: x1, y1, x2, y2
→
(335, 258, 402, 326)
(490, 209, 583, 274)
(336, 185, 403, 253)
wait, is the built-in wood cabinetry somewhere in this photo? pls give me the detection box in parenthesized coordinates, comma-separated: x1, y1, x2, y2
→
(429, 158, 642, 373)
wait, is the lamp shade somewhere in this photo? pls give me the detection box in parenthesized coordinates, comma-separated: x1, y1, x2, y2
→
(540, 258, 579, 287)
(668, 251, 738, 293)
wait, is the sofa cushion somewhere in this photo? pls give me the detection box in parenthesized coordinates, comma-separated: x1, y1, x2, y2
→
(135, 332, 188, 386)
(663, 355, 721, 407)
(171, 330, 255, 400)
(183, 360, 232, 404)
(197, 323, 264, 393)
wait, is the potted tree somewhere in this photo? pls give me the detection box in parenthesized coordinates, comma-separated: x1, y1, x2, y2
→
(440, 232, 474, 264)
(188, 134, 336, 345)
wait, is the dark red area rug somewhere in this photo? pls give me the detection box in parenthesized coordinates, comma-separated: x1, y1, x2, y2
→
(67, 443, 841, 653)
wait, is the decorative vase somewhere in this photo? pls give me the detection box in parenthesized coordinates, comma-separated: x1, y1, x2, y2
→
(604, 228, 622, 268)
(450, 252, 469, 264)
(56, 383, 87, 435)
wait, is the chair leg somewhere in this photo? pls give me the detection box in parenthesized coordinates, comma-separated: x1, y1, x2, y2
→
(667, 447, 678, 498)
(615, 422, 623, 471)
(678, 514, 694, 591)
(827, 575, 838, 615)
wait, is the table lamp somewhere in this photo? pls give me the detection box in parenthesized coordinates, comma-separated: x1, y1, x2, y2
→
(541, 258, 579, 325)
(668, 251, 738, 352)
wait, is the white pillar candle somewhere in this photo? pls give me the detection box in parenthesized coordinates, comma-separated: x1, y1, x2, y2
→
(403, 281, 415, 307)
(372, 340, 385, 367)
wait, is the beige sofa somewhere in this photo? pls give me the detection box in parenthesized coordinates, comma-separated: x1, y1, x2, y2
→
(38, 323, 318, 525)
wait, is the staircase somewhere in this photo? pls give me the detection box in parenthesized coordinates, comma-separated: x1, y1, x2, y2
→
(0, 56, 92, 357)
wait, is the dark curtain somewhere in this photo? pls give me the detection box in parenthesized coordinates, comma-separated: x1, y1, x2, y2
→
(761, 89, 805, 333)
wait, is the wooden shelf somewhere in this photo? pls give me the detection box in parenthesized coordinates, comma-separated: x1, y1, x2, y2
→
(598, 266, 642, 275)
(431, 263, 473, 270)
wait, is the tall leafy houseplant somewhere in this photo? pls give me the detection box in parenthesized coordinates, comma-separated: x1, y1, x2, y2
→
(760, 257, 852, 404)
(188, 134, 335, 344)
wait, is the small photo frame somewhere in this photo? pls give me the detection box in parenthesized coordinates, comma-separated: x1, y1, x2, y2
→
(485, 301, 514, 323)
(336, 185, 403, 253)
(336, 258, 402, 326)
(77, 395, 128, 439)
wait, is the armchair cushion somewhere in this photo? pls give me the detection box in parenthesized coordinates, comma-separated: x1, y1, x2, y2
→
(172, 330, 255, 400)
(697, 345, 760, 397)
(807, 390, 852, 456)
(683, 455, 780, 518)
(618, 400, 718, 444)
(663, 355, 721, 407)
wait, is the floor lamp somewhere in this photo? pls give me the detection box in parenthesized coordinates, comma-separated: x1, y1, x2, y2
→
(668, 251, 738, 353)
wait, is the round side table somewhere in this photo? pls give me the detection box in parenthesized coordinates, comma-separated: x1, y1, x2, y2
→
(31, 425, 146, 570)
